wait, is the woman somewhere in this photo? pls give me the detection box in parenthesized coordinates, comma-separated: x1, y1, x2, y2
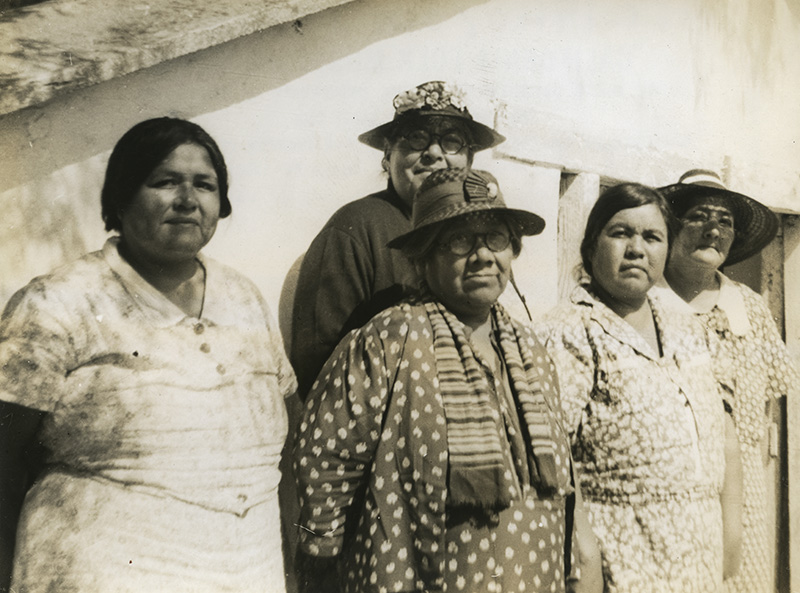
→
(536, 183, 739, 593)
(289, 80, 504, 400)
(661, 169, 797, 593)
(293, 168, 602, 593)
(0, 117, 296, 592)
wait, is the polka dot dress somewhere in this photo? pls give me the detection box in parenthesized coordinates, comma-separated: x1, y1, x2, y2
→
(444, 497, 566, 592)
(294, 302, 574, 593)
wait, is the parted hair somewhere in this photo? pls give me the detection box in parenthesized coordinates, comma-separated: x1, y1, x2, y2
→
(580, 182, 678, 278)
(101, 117, 231, 232)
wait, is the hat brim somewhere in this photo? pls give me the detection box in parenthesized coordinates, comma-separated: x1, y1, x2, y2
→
(358, 112, 506, 152)
(660, 183, 778, 265)
(388, 206, 545, 251)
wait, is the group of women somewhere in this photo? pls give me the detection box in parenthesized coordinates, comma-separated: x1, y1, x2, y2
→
(0, 81, 795, 593)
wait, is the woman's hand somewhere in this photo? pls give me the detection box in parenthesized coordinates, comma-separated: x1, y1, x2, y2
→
(294, 549, 340, 593)
(568, 478, 604, 593)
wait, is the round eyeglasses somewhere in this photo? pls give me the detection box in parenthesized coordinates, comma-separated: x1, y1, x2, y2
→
(402, 129, 469, 154)
(439, 231, 511, 255)
(681, 208, 735, 236)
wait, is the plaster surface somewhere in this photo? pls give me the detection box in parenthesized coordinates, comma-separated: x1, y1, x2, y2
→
(0, 0, 352, 115)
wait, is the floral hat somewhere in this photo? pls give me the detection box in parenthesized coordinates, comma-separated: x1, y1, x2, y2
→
(659, 169, 778, 265)
(358, 81, 506, 152)
(388, 168, 545, 250)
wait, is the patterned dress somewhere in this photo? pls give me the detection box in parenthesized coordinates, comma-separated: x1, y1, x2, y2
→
(294, 301, 575, 593)
(536, 285, 726, 593)
(0, 239, 296, 593)
(692, 274, 797, 593)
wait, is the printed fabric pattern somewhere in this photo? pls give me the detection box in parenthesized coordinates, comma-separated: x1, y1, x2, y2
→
(0, 239, 296, 592)
(536, 284, 726, 593)
(701, 276, 798, 593)
(294, 300, 573, 593)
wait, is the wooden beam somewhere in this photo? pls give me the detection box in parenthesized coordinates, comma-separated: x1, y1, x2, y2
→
(783, 214, 800, 593)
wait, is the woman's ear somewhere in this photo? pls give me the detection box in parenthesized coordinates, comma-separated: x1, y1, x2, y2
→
(381, 144, 393, 173)
(413, 260, 426, 284)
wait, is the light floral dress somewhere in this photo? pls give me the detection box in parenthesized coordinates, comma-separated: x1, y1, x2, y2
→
(689, 274, 796, 593)
(536, 285, 726, 593)
(0, 238, 296, 593)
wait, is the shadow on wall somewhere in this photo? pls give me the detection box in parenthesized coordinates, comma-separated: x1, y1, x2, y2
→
(0, 0, 489, 195)
(0, 0, 47, 10)
(278, 253, 305, 353)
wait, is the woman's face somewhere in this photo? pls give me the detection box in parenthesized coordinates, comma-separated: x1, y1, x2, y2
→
(669, 201, 735, 272)
(422, 215, 515, 324)
(120, 143, 221, 266)
(386, 119, 472, 206)
(590, 203, 669, 307)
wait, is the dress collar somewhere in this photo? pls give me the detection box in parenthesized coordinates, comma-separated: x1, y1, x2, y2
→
(102, 237, 210, 327)
(716, 271, 752, 335)
(570, 283, 662, 361)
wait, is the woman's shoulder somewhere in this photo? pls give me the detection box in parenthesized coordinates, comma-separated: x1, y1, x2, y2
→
(202, 256, 261, 296)
(359, 301, 429, 337)
(721, 275, 770, 311)
(326, 188, 407, 228)
(5, 250, 109, 306)
(534, 297, 590, 340)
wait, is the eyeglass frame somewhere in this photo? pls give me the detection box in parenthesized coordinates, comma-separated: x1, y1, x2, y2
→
(401, 128, 472, 155)
(679, 205, 736, 236)
(437, 230, 512, 256)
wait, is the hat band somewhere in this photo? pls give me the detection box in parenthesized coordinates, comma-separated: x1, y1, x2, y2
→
(678, 170, 726, 190)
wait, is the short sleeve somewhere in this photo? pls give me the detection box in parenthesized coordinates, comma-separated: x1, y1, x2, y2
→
(0, 282, 77, 412)
(256, 290, 297, 399)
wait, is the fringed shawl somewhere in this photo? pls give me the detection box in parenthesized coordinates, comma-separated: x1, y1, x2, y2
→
(425, 300, 559, 508)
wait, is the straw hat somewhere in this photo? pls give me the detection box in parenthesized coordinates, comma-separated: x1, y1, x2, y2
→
(358, 81, 505, 152)
(659, 169, 778, 265)
(388, 168, 545, 250)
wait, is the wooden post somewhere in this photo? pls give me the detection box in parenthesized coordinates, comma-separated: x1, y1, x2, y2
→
(782, 214, 800, 593)
(557, 172, 600, 301)
(760, 225, 785, 592)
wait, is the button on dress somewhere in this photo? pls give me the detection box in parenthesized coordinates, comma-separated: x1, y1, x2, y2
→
(0, 239, 296, 593)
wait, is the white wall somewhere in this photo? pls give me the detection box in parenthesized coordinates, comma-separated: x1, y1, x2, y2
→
(1, 0, 798, 323)
(1, 1, 797, 587)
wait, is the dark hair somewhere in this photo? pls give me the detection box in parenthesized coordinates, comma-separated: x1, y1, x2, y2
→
(580, 182, 677, 278)
(101, 117, 231, 232)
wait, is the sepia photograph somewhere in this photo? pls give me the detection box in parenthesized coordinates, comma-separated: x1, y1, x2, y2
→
(0, 0, 798, 591)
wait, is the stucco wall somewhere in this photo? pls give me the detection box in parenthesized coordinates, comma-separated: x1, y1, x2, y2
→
(1, 0, 798, 320)
(1, 0, 799, 588)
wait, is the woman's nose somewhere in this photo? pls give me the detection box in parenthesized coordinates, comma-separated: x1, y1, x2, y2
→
(421, 140, 445, 160)
(174, 184, 198, 208)
(703, 220, 722, 237)
(470, 237, 495, 260)
(626, 236, 645, 256)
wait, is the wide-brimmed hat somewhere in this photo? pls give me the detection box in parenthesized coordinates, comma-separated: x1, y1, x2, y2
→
(659, 169, 778, 265)
(388, 168, 545, 250)
(358, 81, 506, 152)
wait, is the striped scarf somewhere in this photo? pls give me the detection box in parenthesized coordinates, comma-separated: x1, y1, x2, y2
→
(425, 300, 559, 509)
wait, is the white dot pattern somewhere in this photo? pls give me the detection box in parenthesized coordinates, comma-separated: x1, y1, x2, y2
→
(295, 303, 573, 592)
